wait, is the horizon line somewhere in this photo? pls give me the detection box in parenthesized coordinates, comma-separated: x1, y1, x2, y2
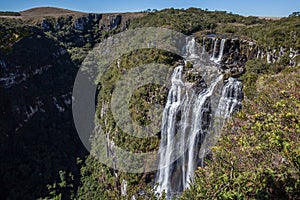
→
(0, 6, 290, 17)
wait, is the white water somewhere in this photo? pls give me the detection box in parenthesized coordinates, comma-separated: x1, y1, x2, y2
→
(184, 74, 223, 187)
(184, 37, 198, 59)
(215, 77, 242, 119)
(156, 38, 243, 198)
(155, 66, 226, 197)
(121, 179, 127, 196)
(210, 38, 218, 61)
(214, 77, 243, 134)
(216, 39, 226, 63)
(156, 66, 184, 195)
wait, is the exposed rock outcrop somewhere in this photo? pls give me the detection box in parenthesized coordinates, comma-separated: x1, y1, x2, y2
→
(200, 35, 299, 76)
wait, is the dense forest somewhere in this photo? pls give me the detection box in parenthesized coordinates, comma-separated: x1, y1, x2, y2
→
(0, 7, 299, 199)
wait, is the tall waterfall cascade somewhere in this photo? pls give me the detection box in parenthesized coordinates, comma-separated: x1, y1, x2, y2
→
(184, 37, 198, 59)
(155, 37, 243, 198)
(210, 38, 227, 63)
(210, 38, 218, 61)
(216, 39, 226, 63)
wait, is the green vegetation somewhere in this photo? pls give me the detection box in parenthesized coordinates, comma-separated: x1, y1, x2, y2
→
(0, 18, 31, 53)
(131, 8, 263, 35)
(131, 8, 300, 52)
(289, 11, 300, 17)
(46, 170, 77, 200)
(216, 15, 300, 51)
(0, 16, 86, 200)
(240, 59, 271, 99)
(95, 49, 177, 152)
(182, 67, 300, 199)
(71, 49, 181, 199)
(243, 16, 300, 50)
(0, 7, 299, 200)
(0, 11, 21, 16)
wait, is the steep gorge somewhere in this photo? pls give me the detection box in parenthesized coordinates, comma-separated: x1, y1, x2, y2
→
(0, 8, 299, 199)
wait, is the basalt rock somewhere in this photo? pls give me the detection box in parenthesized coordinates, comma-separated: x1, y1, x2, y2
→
(201, 35, 299, 76)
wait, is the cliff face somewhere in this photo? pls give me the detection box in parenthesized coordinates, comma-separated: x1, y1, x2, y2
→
(200, 36, 299, 76)
(0, 27, 84, 199)
(0, 13, 144, 199)
(39, 13, 129, 32)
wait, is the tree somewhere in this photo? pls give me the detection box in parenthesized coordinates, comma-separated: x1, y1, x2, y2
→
(289, 11, 300, 17)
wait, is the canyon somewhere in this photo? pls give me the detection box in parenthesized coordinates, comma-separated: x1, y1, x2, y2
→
(0, 7, 299, 199)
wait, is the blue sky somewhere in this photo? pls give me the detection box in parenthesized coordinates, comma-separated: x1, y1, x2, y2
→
(1, 0, 299, 17)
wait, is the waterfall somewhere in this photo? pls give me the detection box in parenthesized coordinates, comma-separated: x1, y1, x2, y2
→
(184, 37, 198, 59)
(156, 66, 184, 196)
(156, 38, 243, 199)
(184, 75, 223, 187)
(155, 66, 225, 198)
(216, 39, 226, 63)
(210, 38, 218, 61)
(201, 39, 206, 60)
(215, 77, 242, 119)
(214, 78, 243, 133)
(121, 180, 127, 196)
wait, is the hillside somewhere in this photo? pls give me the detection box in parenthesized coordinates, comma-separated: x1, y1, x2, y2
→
(182, 66, 300, 199)
(0, 7, 299, 199)
(20, 7, 85, 17)
(0, 7, 85, 20)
